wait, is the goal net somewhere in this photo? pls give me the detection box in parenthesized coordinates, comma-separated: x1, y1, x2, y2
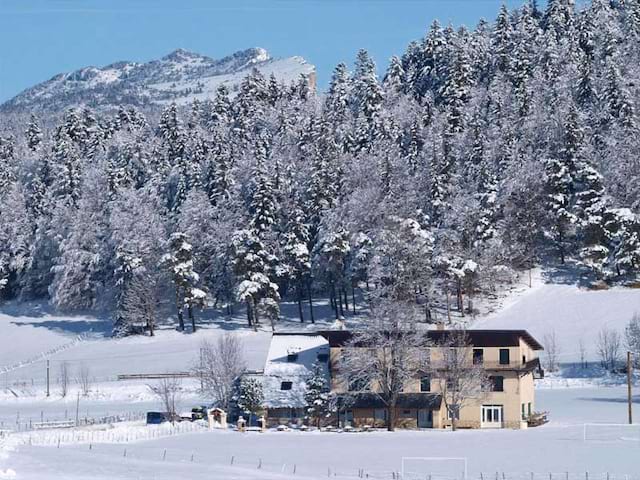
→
(583, 423, 640, 442)
(401, 457, 467, 480)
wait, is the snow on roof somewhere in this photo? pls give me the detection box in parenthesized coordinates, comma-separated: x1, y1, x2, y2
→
(261, 333, 329, 409)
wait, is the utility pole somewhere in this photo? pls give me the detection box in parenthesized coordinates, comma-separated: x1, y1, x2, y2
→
(627, 351, 633, 425)
(199, 347, 204, 391)
(46, 360, 50, 397)
(75, 392, 80, 427)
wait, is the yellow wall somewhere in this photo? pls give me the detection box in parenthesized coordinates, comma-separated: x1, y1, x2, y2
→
(328, 341, 539, 430)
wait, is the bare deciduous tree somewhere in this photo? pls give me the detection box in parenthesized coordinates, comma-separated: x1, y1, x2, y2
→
(121, 273, 159, 336)
(76, 364, 91, 396)
(59, 361, 69, 397)
(578, 337, 587, 369)
(147, 377, 182, 421)
(429, 330, 491, 431)
(193, 335, 246, 410)
(597, 327, 621, 371)
(625, 313, 640, 367)
(543, 331, 561, 372)
(337, 304, 430, 431)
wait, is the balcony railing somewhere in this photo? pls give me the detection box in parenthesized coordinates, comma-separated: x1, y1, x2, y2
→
(427, 358, 542, 372)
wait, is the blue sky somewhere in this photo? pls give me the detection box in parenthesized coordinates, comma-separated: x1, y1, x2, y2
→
(0, 0, 534, 103)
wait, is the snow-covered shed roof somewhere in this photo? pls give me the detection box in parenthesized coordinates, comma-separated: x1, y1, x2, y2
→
(261, 333, 330, 409)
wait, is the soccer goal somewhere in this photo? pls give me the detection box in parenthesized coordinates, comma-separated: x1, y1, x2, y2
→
(401, 457, 467, 480)
(583, 423, 640, 442)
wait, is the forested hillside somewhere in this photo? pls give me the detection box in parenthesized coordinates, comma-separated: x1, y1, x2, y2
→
(0, 0, 639, 335)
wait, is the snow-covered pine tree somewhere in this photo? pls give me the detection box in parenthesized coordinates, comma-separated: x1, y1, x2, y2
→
(575, 160, 614, 277)
(304, 361, 330, 427)
(603, 61, 636, 129)
(249, 135, 278, 237)
(25, 114, 43, 152)
(314, 225, 351, 320)
(281, 208, 312, 322)
(610, 209, 640, 276)
(49, 168, 112, 310)
(161, 232, 206, 332)
(236, 377, 264, 425)
(231, 229, 280, 330)
(51, 130, 82, 204)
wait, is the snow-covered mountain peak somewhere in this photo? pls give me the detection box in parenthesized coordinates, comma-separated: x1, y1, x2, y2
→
(1, 47, 314, 113)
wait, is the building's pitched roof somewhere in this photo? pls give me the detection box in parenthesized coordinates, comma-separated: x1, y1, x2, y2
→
(320, 329, 544, 351)
(261, 333, 330, 409)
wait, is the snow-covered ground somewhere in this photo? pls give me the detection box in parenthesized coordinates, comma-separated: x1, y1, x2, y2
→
(1, 387, 639, 479)
(1, 267, 639, 478)
(473, 268, 640, 362)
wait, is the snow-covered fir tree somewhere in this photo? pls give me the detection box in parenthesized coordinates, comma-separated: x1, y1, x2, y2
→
(161, 232, 206, 332)
(304, 361, 331, 427)
(2, 0, 640, 321)
(236, 377, 264, 424)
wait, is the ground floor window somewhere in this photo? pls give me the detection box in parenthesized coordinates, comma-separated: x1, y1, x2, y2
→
(417, 409, 433, 428)
(528, 402, 532, 416)
(447, 405, 460, 420)
(340, 410, 354, 426)
(374, 409, 387, 421)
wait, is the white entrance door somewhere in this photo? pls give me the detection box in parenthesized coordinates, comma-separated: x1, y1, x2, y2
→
(481, 405, 503, 428)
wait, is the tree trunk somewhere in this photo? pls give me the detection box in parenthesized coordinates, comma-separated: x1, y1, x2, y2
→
(176, 290, 185, 331)
(456, 278, 464, 316)
(188, 304, 196, 333)
(342, 288, 349, 314)
(337, 284, 344, 318)
(446, 286, 451, 323)
(297, 297, 304, 323)
(386, 405, 395, 432)
(331, 281, 339, 320)
(558, 228, 565, 265)
(307, 279, 315, 324)
(253, 299, 260, 329)
(147, 314, 155, 337)
(246, 299, 253, 328)
(351, 283, 356, 314)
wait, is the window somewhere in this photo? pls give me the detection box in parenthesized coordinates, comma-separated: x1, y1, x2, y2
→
(447, 378, 458, 391)
(420, 376, 431, 392)
(490, 376, 504, 392)
(348, 378, 369, 392)
(499, 349, 510, 365)
(280, 381, 293, 391)
(521, 403, 526, 420)
(374, 409, 387, 421)
(473, 349, 484, 365)
(287, 353, 298, 362)
(528, 402, 532, 416)
(522, 355, 526, 365)
(317, 353, 329, 362)
(447, 405, 460, 420)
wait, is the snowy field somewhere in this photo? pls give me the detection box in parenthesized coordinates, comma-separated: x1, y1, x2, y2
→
(1, 268, 639, 478)
(473, 268, 640, 362)
(1, 387, 639, 479)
